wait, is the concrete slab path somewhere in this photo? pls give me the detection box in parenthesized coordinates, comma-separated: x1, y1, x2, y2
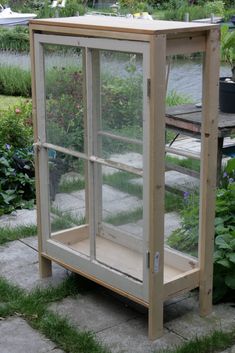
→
(0, 317, 64, 353)
(0, 237, 235, 353)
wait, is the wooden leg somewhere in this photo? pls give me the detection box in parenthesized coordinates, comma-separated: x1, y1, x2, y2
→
(148, 296, 164, 340)
(199, 278, 213, 317)
(199, 28, 220, 318)
(39, 255, 52, 278)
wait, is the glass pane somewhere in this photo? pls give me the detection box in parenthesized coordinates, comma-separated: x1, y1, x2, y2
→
(98, 135, 143, 168)
(91, 50, 145, 280)
(44, 44, 85, 153)
(95, 166, 143, 281)
(100, 51, 143, 137)
(165, 54, 203, 262)
(48, 150, 89, 256)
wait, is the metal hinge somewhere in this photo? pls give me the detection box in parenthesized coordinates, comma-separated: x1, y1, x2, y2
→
(146, 251, 150, 269)
(147, 78, 151, 98)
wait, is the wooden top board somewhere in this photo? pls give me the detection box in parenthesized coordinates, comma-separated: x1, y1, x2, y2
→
(30, 15, 218, 35)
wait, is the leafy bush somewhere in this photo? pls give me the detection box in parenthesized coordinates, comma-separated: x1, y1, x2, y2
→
(0, 27, 29, 52)
(204, 1, 225, 16)
(45, 67, 84, 151)
(164, 4, 207, 21)
(0, 100, 33, 148)
(119, 0, 152, 13)
(167, 158, 235, 302)
(0, 145, 35, 216)
(0, 65, 31, 97)
(59, 0, 86, 16)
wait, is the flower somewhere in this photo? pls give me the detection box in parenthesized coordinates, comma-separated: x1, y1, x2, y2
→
(15, 108, 21, 114)
(183, 191, 190, 200)
(5, 144, 10, 150)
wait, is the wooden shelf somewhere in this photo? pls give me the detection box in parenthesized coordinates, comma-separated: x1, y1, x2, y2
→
(52, 229, 194, 284)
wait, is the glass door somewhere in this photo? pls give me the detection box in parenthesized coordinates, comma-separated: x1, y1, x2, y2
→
(34, 34, 150, 301)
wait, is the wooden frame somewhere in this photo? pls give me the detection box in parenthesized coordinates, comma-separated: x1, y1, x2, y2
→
(30, 17, 220, 340)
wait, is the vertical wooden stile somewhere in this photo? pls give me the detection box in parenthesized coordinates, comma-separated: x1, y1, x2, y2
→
(30, 29, 52, 277)
(91, 50, 102, 242)
(199, 28, 220, 316)
(82, 48, 89, 224)
(148, 34, 166, 340)
(86, 48, 102, 260)
(33, 34, 52, 277)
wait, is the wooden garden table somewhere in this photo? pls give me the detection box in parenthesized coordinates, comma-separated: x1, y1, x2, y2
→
(166, 104, 235, 182)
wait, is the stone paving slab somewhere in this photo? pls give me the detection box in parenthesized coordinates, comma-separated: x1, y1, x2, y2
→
(221, 345, 235, 353)
(49, 288, 184, 353)
(117, 212, 181, 239)
(50, 290, 139, 333)
(19, 236, 38, 251)
(165, 296, 235, 339)
(0, 317, 64, 353)
(164, 212, 181, 238)
(96, 317, 183, 353)
(0, 209, 37, 228)
(132, 171, 199, 193)
(0, 240, 69, 291)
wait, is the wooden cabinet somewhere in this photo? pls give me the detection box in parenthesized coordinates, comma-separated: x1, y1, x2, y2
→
(30, 16, 220, 339)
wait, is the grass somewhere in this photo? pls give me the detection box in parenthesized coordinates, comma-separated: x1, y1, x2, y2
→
(59, 178, 85, 193)
(160, 330, 235, 353)
(0, 274, 235, 353)
(166, 155, 201, 173)
(0, 65, 31, 97)
(50, 207, 86, 232)
(104, 207, 143, 226)
(103, 171, 142, 198)
(0, 276, 110, 353)
(166, 90, 192, 107)
(0, 224, 37, 245)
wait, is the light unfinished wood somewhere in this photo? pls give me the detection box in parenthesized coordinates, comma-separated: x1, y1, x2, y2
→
(199, 28, 220, 317)
(30, 16, 217, 35)
(31, 18, 220, 340)
(52, 224, 89, 245)
(40, 142, 87, 160)
(164, 268, 200, 300)
(35, 32, 148, 53)
(165, 247, 198, 273)
(30, 29, 52, 277)
(166, 35, 206, 55)
(100, 223, 143, 254)
(89, 155, 143, 176)
(97, 130, 142, 146)
(41, 251, 149, 307)
(86, 47, 96, 261)
(50, 228, 195, 284)
(33, 34, 53, 277)
(142, 45, 151, 300)
(148, 34, 166, 340)
(91, 49, 102, 260)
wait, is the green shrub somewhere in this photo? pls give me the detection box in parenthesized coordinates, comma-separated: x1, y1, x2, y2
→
(0, 27, 29, 52)
(0, 100, 33, 148)
(0, 65, 31, 97)
(0, 145, 35, 216)
(204, 0, 225, 16)
(119, 0, 152, 13)
(59, 0, 86, 16)
(167, 158, 235, 302)
(164, 4, 207, 21)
